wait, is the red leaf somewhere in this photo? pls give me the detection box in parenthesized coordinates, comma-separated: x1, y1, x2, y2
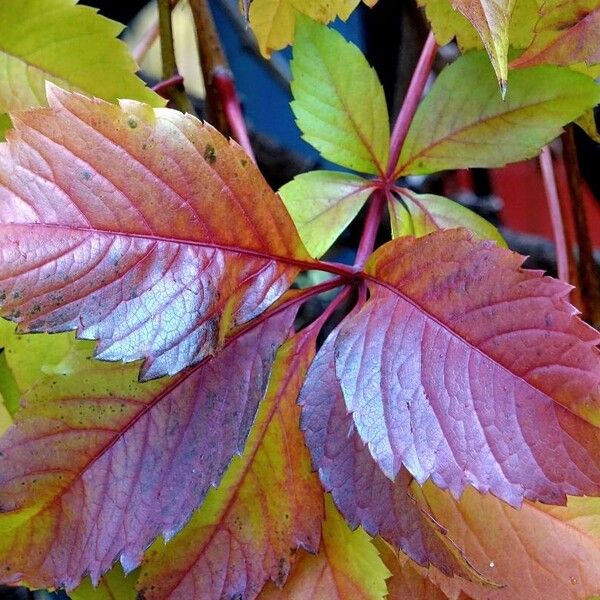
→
(0, 86, 311, 379)
(136, 330, 323, 600)
(0, 308, 294, 590)
(300, 321, 483, 580)
(333, 229, 600, 506)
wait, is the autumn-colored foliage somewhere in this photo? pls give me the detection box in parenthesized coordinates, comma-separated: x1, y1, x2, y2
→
(1, 1, 600, 599)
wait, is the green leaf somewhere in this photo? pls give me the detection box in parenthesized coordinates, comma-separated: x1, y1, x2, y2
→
(70, 565, 137, 600)
(389, 189, 506, 247)
(0, 319, 91, 416)
(0, 0, 163, 136)
(0, 392, 11, 437)
(396, 52, 600, 176)
(280, 171, 373, 257)
(291, 17, 390, 175)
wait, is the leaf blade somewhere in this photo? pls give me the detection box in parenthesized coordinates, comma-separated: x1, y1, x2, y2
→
(0, 86, 312, 379)
(137, 331, 323, 600)
(334, 229, 600, 506)
(291, 18, 390, 175)
(396, 52, 600, 176)
(280, 171, 373, 258)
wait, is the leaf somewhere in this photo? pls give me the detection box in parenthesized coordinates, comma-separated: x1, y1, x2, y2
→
(0, 0, 162, 134)
(0, 392, 11, 437)
(332, 228, 600, 506)
(373, 538, 456, 600)
(0, 319, 89, 416)
(291, 17, 390, 175)
(0, 86, 313, 380)
(0, 307, 295, 590)
(70, 565, 137, 600)
(418, 0, 538, 56)
(258, 495, 390, 600)
(248, 0, 376, 57)
(299, 320, 489, 582)
(137, 330, 323, 600)
(422, 483, 600, 600)
(511, 1, 600, 72)
(395, 52, 600, 176)
(389, 190, 505, 247)
(280, 171, 373, 258)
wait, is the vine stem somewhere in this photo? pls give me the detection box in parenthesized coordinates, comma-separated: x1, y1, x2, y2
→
(157, 0, 196, 115)
(152, 74, 184, 97)
(386, 31, 437, 178)
(540, 146, 570, 283)
(189, 0, 255, 160)
(132, 17, 159, 65)
(355, 190, 386, 268)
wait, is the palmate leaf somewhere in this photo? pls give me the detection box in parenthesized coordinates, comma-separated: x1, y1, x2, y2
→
(248, 0, 377, 57)
(388, 190, 506, 247)
(0, 85, 313, 380)
(512, 0, 600, 72)
(258, 495, 390, 600)
(280, 171, 373, 258)
(422, 485, 600, 599)
(291, 17, 390, 175)
(299, 321, 491, 581)
(137, 332, 323, 600)
(0, 307, 295, 590)
(0, 0, 162, 137)
(309, 229, 600, 507)
(395, 52, 600, 176)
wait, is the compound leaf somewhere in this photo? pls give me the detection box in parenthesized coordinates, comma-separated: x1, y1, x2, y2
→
(0, 86, 312, 380)
(0, 0, 162, 136)
(389, 190, 506, 247)
(280, 171, 373, 258)
(422, 484, 600, 600)
(333, 229, 600, 506)
(258, 495, 390, 600)
(291, 18, 390, 175)
(396, 52, 600, 176)
(0, 307, 295, 590)
(137, 331, 323, 600)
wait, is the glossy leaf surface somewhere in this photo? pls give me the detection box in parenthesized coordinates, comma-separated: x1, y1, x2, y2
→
(280, 171, 373, 258)
(0, 86, 311, 379)
(333, 229, 600, 506)
(299, 321, 485, 580)
(423, 483, 600, 600)
(0, 0, 161, 134)
(396, 52, 600, 176)
(137, 331, 323, 600)
(389, 190, 506, 247)
(0, 309, 294, 590)
(258, 495, 390, 600)
(291, 18, 390, 175)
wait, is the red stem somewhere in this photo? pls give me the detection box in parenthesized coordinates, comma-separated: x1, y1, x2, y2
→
(387, 31, 437, 178)
(213, 68, 256, 161)
(540, 146, 570, 283)
(152, 74, 185, 97)
(355, 190, 386, 268)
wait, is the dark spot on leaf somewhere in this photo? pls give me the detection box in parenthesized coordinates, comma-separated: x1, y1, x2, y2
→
(204, 144, 217, 164)
(229, 594, 243, 600)
(275, 558, 289, 587)
(30, 304, 41, 314)
(240, 158, 247, 167)
(12, 291, 21, 300)
(0, 290, 5, 301)
(127, 116, 138, 129)
(136, 591, 146, 600)
(82, 171, 92, 181)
